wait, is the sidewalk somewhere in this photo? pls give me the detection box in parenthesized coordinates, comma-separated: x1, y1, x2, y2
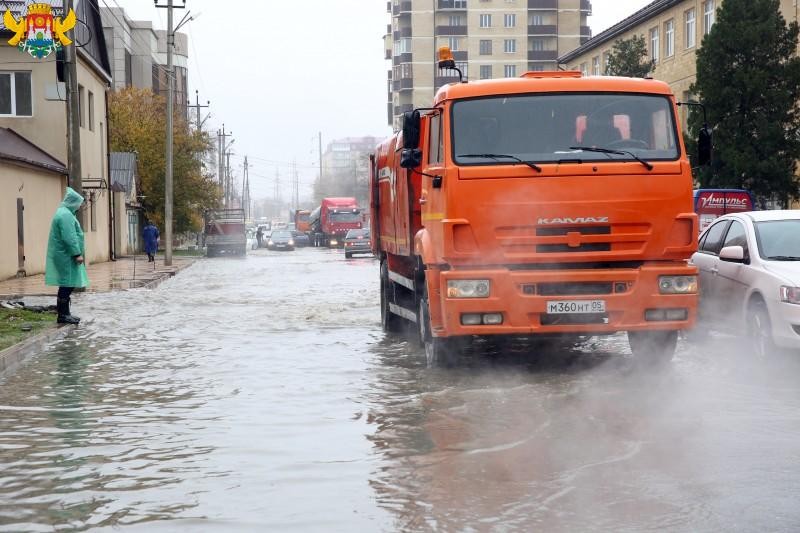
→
(0, 256, 196, 298)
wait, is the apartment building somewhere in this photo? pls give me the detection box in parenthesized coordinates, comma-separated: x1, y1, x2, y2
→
(101, 7, 189, 115)
(558, 0, 800, 119)
(319, 136, 384, 207)
(385, 0, 592, 128)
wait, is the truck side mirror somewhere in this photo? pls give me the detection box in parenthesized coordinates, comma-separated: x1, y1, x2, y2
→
(400, 148, 422, 169)
(402, 110, 421, 149)
(697, 126, 712, 166)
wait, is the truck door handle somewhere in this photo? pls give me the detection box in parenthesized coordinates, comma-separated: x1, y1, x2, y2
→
(710, 267, 719, 275)
(419, 191, 428, 205)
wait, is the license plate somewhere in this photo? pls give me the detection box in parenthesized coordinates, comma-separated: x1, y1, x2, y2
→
(546, 300, 606, 314)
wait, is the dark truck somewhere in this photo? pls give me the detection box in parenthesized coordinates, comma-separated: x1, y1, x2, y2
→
(204, 208, 247, 257)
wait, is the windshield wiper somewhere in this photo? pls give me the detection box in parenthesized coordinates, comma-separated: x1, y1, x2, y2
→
(765, 255, 800, 261)
(569, 146, 653, 171)
(458, 153, 542, 172)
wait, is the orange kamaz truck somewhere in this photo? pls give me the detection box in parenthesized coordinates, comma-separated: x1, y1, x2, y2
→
(371, 56, 706, 365)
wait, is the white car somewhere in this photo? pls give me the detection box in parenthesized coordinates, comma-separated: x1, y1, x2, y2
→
(691, 210, 800, 357)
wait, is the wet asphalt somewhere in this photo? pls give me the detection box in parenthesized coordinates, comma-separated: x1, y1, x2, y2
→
(1, 247, 800, 532)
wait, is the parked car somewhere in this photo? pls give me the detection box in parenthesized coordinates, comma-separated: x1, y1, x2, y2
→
(291, 230, 310, 247)
(267, 230, 295, 251)
(343, 229, 372, 259)
(691, 210, 800, 357)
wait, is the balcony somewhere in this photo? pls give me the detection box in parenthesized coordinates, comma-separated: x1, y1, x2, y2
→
(580, 25, 591, 37)
(394, 104, 414, 116)
(393, 27, 412, 39)
(452, 51, 468, 61)
(392, 1, 412, 16)
(386, 1, 391, 13)
(437, 0, 467, 9)
(580, 0, 592, 13)
(435, 75, 461, 87)
(528, 0, 557, 8)
(528, 24, 557, 36)
(385, 48, 391, 60)
(393, 52, 413, 64)
(435, 25, 467, 36)
(392, 78, 414, 91)
(527, 50, 557, 61)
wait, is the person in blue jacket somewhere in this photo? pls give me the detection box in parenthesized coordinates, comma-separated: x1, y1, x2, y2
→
(45, 187, 89, 325)
(142, 221, 160, 262)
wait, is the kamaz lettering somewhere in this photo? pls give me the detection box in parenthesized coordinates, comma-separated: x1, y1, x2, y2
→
(537, 217, 609, 225)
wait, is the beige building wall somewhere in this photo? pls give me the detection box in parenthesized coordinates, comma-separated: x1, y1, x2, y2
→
(0, 47, 113, 268)
(0, 165, 66, 280)
(560, 0, 800, 129)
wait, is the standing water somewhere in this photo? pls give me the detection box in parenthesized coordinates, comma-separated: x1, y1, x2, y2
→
(1, 248, 800, 531)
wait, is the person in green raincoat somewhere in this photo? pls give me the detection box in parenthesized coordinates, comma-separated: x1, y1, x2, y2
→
(45, 187, 89, 324)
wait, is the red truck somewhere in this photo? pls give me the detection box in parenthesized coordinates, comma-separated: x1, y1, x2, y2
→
(309, 197, 363, 247)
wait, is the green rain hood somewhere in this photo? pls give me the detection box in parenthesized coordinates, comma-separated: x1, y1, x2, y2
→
(45, 187, 89, 288)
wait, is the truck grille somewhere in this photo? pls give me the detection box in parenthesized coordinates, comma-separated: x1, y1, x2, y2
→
(534, 282, 613, 296)
(535, 226, 611, 253)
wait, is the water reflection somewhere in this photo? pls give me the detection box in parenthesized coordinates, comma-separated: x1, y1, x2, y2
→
(365, 334, 800, 531)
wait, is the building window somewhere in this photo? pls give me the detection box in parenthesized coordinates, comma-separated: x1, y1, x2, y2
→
(602, 52, 610, 74)
(454, 0, 466, 7)
(591, 56, 600, 75)
(504, 39, 516, 53)
(531, 15, 543, 25)
(479, 39, 492, 55)
(531, 39, 544, 51)
(685, 9, 696, 49)
(449, 15, 462, 26)
(529, 64, 544, 71)
(88, 91, 95, 131)
(664, 19, 674, 57)
(394, 38, 412, 54)
(78, 84, 85, 128)
(504, 14, 516, 28)
(448, 37, 460, 51)
(0, 71, 32, 116)
(703, 1, 715, 35)
(649, 27, 659, 63)
(480, 65, 492, 79)
(479, 14, 492, 28)
(580, 62, 588, 76)
(455, 62, 468, 77)
(401, 63, 413, 78)
(504, 64, 516, 77)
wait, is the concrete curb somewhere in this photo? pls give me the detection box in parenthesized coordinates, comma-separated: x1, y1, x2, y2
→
(140, 259, 196, 289)
(0, 323, 75, 379)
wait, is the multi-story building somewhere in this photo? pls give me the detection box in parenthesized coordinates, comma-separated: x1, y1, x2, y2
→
(558, 0, 800, 123)
(385, 0, 592, 128)
(101, 7, 189, 116)
(318, 136, 384, 207)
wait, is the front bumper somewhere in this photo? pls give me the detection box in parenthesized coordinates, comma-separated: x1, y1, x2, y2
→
(432, 264, 697, 337)
(771, 301, 800, 349)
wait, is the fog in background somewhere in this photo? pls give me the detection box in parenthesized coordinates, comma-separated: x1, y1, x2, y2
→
(112, 0, 650, 201)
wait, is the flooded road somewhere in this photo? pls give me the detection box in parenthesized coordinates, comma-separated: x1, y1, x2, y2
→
(2, 248, 800, 531)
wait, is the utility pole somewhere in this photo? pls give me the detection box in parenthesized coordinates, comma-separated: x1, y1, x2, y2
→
(274, 168, 281, 218)
(187, 90, 209, 130)
(292, 158, 299, 210)
(225, 150, 233, 207)
(318, 131, 323, 188)
(64, 0, 82, 224)
(155, 0, 189, 267)
(217, 124, 232, 200)
(242, 156, 251, 220)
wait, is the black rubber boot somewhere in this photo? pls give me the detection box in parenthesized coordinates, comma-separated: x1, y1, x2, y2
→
(56, 297, 80, 325)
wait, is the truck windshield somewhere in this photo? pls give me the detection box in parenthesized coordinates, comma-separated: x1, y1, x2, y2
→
(330, 211, 361, 223)
(452, 93, 679, 166)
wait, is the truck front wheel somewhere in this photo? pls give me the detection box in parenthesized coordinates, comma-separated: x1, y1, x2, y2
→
(418, 292, 460, 367)
(627, 330, 677, 366)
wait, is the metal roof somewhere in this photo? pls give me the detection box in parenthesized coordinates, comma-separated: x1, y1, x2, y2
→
(558, 0, 683, 64)
(0, 128, 66, 174)
(109, 152, 137, 193)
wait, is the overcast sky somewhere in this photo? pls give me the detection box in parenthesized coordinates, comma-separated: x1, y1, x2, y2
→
(112, 0, 651, 200)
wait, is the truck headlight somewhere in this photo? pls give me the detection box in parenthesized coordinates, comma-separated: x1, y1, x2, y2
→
(447, 280, 491, 298)
(658, 275, 697, 294)
(288, 240, 294, 246)
(780, 286, 800, 304)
